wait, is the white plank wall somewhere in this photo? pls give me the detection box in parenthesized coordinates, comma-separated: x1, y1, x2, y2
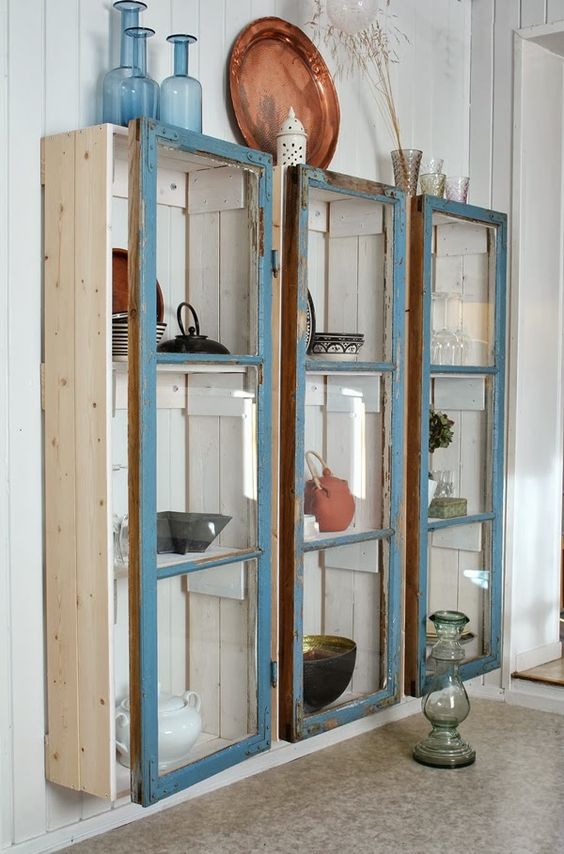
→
(469, 0, 564, 689)
(0, 0, 470, 849)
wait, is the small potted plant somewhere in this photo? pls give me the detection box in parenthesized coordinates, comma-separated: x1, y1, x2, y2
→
(428, 408, 454, 506)
(429, 407, 454, 454)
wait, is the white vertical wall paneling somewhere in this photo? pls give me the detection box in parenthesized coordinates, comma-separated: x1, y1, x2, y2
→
(469, 0, 495, 206)
(0, 0, 13, 844)
(1, 0, 472, 848)
(145, 2, 173, 100)
(79, 0, 112, 129)
(547, 0, 564, 22)
(520, 0, 547, 28)
(492, 0, 521, 212)
(199, 0, 228, 140)
(9, 0, 48, 842)
(510, 40, 564, 666)
(45, 0, 79, 134)
(172, 0, 200, 79)
(431, 0, 471, 176)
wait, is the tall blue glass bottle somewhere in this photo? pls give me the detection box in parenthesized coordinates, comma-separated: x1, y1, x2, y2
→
(160, 34, 202, 132)
(102, 1, 147, 125)
(121, 27, 159, 125)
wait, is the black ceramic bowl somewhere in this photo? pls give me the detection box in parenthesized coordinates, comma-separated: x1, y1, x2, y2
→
(157, 512, 232, 554)
(303, 635, 357, 712)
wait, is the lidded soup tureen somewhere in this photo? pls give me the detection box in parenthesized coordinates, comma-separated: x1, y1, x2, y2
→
(115, 686, 202, 771)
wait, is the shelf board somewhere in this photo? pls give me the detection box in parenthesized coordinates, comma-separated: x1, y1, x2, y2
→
(303, 526, 393, 553)
(113, 360, 253, 374)
(115, 545, 259, 580)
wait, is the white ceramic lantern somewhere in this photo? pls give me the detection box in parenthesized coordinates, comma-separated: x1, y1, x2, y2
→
(276, 107, 307, 167)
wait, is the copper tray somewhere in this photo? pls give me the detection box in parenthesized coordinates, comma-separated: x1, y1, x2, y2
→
(112, 248, 164, 322)
(229, 17, 340, 169)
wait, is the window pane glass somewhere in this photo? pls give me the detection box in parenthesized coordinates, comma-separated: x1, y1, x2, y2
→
(303, 539, 390, 713)
(156, 559, 258, 775)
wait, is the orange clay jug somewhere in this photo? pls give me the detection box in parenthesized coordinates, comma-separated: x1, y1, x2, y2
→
(304, 450, 355, 533)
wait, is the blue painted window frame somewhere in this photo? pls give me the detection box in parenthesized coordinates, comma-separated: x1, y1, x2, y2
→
(413, 195, 507, 696)
(282, 165, 406, 740)
(128, 118, 273, 806)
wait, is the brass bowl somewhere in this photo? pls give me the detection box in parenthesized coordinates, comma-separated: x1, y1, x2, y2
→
(303, 635, 357, 712)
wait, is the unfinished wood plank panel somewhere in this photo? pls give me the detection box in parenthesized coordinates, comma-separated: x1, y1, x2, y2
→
(74, 126, 114, 799)
(44, 132, 80, 792)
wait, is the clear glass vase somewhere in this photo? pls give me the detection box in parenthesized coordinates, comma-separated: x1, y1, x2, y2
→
(413, 610, 476, 768)
(391, 148, 422, 196)
(120, 26, 159, 125)
(102, 1, 147, 125)
(160, 34, 202, 132)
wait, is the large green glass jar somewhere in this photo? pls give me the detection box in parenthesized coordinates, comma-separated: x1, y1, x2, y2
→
(413, 610, 476, 768)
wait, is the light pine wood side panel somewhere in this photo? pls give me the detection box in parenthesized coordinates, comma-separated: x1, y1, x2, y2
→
(74, 126, 114, 799)
(44, 132, 80, 792)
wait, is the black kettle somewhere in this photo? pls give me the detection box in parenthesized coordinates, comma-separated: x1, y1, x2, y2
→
(158, 302, 230, 354)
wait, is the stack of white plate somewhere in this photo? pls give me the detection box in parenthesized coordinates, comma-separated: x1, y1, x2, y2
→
(112, 313, 167, 359)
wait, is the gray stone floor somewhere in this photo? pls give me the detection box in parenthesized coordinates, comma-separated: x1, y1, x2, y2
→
(62, 699, 564, 854)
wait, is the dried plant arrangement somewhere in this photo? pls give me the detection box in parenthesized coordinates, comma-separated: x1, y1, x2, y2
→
(309, 0, 408, 152)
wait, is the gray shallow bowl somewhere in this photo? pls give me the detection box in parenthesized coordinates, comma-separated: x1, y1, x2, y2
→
(157, 511, 232, 554)
(303, 634, 357, 712)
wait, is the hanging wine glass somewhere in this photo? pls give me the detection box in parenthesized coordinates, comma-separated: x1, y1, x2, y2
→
(431, 292, 458, 365)
(452, 293, 472, 366)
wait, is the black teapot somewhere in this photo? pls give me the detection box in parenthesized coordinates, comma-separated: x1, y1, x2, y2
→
(158, 302, 230, 354)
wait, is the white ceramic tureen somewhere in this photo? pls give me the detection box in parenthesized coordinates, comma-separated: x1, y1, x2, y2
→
(115, 687, 202, 771)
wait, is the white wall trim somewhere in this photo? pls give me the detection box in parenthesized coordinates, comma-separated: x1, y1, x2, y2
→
(5, 699, 422, 854)
(514, 641, 563, 673)
(507, 678, 564, 715)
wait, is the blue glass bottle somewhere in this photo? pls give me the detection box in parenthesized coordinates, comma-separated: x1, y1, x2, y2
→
(120, 27, 159, 125)
(160, 34, 202, 132)
(102, 1, 147, 125)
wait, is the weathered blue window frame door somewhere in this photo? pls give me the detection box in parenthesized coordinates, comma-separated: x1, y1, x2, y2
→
(127, 118, 273, 806)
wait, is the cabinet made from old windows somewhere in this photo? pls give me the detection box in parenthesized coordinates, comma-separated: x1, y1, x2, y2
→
(278, 165, 406, 741)
(405, 195, 507, 697)
(43, 120, 273, 806)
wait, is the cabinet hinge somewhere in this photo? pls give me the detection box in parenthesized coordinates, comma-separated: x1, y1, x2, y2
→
(270, 660, 278, 688)
(271, 248, 280, 278)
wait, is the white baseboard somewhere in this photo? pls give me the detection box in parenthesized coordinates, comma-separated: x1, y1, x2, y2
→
(513, 641, 562, 672)
(10, 698, 422, 854)
(507, 678, 564, 715)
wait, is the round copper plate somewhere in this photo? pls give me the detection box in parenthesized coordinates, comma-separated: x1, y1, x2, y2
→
(229, 17, 340, 169)
(112, 247, 164, 322)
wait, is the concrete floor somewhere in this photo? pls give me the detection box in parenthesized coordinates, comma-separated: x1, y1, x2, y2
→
(62, 699, 564, 854)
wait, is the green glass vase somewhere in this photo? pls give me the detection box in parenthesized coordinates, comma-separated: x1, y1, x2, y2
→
(413, 610, 476, 768)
